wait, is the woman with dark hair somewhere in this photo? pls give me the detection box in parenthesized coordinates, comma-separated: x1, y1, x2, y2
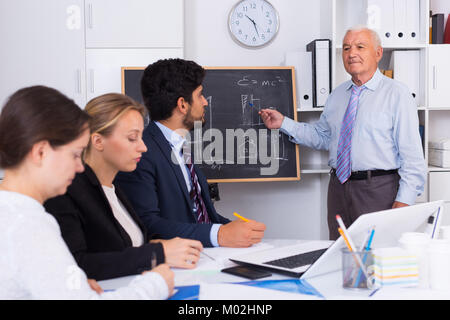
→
(44, 93, 203, 281)
(0, 86, 173, 299)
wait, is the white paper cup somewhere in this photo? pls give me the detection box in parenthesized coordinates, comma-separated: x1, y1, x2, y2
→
(428, 239, 450, 291)
(399, 232, 430, 288)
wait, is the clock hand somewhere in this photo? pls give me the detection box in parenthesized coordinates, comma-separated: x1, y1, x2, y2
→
(245, 14, 256, 24)
(245, 14, 260, 38)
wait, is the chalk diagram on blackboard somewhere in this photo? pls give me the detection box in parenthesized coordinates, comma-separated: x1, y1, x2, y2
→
(203, 94, 288, 163)
(241, 94, 263, 126)
(240, 93, 287, 162)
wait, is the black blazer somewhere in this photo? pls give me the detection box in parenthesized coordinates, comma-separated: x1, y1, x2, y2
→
(115, 121, 230, 247)
(44, 164, 165, 281)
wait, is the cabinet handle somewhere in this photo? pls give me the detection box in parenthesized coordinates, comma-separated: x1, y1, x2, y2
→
(432, 65, 437, 90)
(89, 69, 95, 93)
(76, 69, 82, 94)
(87, 3, 93, 29)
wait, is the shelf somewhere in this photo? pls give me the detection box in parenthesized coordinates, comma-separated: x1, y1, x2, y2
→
(428, 165, 450, 172)
(300, 164, 330, 174)
(297, 108, 324, 112)
(334, 44, 428, 50)
(301, 165, 450, 174)
(427, 107, 450, 111)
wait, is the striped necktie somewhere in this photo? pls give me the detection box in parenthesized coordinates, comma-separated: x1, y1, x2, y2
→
(182, 143, 210, 224)
(335, 85, 365, 184)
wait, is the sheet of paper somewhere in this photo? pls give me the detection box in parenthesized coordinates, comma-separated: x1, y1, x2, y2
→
(172, 243, 276, 286)
(199, 282, 321, 300)
(203, 242, 274, 260)
(182, 242, 275, 271)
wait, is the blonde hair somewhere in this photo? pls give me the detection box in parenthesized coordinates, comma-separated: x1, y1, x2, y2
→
(84, 93, 147, 155)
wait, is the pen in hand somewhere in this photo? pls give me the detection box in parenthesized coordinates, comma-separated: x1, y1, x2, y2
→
(201, 251, 216, 261)
(234, 212, 250, 222)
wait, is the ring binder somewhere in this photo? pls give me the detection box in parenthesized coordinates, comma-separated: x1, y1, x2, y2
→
(306, 39, 331, 108)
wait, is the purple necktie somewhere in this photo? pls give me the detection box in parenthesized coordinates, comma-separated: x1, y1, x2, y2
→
(182, 143, 210, 224)
(335, 85, 365, 184)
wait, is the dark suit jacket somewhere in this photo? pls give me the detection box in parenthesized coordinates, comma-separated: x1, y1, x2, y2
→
(44, 164, 165, 281)
(115, 121, 230, 247)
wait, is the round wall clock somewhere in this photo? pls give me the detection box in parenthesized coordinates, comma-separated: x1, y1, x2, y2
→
(228, 0, 280, 48)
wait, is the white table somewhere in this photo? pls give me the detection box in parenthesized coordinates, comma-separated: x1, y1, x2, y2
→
(99, 239, 297, 290)
(98, 239, 450, 300)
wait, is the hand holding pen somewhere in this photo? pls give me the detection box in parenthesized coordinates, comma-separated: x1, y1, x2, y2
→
(217, 212, 266, 247)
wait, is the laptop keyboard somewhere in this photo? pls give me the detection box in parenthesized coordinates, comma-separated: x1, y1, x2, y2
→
(263, 248, 327, 269)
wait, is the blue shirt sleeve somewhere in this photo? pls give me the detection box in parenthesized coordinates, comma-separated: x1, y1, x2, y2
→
(280, 114, 331, 151)
(391, 87, 427, 205)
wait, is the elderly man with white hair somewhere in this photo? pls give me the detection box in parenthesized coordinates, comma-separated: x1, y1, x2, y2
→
(259, 26, 427, 240)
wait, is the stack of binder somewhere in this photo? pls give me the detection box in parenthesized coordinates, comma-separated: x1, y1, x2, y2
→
(367, 0, 421, 45)
(284, 51, 313, 111)
(432, 13, 450, 44)
(432, 13, 445, 44)
(306, 39, 331, 108)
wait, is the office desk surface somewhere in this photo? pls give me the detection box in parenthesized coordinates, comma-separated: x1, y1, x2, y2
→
(98, 239, 301, 290)
(98, 239, 450, 300)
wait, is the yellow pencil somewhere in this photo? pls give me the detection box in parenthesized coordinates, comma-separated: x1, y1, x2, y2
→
(338, 228, 353, 252)
(233, 212, 250, 222)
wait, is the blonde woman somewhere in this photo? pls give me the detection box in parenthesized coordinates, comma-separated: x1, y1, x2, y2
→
(0, 86, 173, 299)
(44, 93, 203, 281)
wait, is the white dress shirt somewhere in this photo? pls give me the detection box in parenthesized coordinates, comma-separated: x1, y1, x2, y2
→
(0, 190, 168, 299)
(155, 121, 221, 247)
(102, 184, 144, 247)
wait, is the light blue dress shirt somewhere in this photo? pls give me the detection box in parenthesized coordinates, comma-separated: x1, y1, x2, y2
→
(280, 69, 426, 205)
(155, 121, 221, 247)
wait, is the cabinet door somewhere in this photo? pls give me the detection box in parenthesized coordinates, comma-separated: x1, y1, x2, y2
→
(85, 48, 183, 102)
(0, 0, 86, 108)
(428, 46, 450, 107)
(429, 171, 450, 201)
(85, 0, 183, 48)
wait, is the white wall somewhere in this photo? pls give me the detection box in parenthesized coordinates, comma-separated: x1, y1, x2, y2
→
(0, 0, 334, 240)
(184, 0, 332, 240)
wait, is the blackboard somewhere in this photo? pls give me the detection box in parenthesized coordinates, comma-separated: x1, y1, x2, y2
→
(121, 66, 300, 182)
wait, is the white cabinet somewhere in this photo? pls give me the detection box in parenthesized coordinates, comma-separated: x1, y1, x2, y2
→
(83, 0, 185, 102)
(0, 1, 184, 109)
(0, 0, 86, 107)
(428, 46, 450, 108)
(85, 48, 183, 101)
(429, 171, 450, 201)
(85, 0, 183, 48)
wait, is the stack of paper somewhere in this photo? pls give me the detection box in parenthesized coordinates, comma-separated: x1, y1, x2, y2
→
(429, 138, 450, 168)
(372, 247, 419, 288)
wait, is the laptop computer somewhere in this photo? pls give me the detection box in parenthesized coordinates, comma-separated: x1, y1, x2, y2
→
(230, 200, 444, 279)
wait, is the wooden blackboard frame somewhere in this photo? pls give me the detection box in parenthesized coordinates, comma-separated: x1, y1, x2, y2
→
(121, 66, 300, 183)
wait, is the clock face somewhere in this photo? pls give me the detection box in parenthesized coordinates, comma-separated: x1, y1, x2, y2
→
(228, 0, 279, 48)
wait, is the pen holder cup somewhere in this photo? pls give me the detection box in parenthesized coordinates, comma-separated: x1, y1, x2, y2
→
(341, 248, 375, 290)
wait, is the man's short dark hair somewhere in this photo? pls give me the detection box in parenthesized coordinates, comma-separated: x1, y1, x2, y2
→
(140, 58, 206, 121)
